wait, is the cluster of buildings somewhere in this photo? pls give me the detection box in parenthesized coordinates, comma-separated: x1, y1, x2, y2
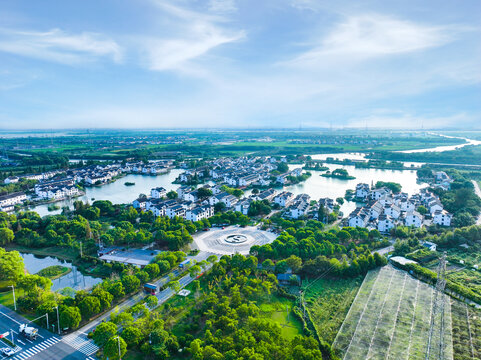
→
(349, 183, 453, 232)
(133, 186, 215, 222)
(0, 191, 27, 212)
(177, 156, 303, 188)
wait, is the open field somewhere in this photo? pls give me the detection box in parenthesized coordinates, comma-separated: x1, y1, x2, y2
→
(333, 265, 454, 360)
(303, 276, 363, 344)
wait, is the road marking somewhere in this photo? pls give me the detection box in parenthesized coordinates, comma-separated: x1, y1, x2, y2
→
(17, 340, 25, 345)
(0, 311, 21, 325)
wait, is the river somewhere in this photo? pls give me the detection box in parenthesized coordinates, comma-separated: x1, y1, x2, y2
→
(399, 134, 481, 153)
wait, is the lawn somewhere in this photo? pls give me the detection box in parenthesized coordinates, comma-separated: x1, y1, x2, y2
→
(302, 276, 363, 344)
(258, 294, 303, 340)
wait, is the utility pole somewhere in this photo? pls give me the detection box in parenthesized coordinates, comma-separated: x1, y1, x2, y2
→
(55, 306, 60, 335)
(46, 312, 49, 330)
(114, 336, 122, 360)
(9, 285, 16, 311)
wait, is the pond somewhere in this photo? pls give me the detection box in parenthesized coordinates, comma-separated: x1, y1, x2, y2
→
(20, 253, 102, 292)
(31, 169, 183, 217)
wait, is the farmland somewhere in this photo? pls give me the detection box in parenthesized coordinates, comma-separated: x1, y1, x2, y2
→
(333, 265, 454, 360)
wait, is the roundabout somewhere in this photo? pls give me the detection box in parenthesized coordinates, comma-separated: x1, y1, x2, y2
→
(192, 226, 277, 255)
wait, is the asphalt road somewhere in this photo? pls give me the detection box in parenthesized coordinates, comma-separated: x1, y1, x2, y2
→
(0, 305, 88, 360)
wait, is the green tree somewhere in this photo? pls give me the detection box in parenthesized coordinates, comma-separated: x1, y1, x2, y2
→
(144, 263, 160, 279)
(59, 306, 81, 329)
(417, 206, 428, 215)
(275, 260, 289, 274)
(145, 295, 158, 309)
(168, 280, 181, 294)
(92, 321, 117, 346)
(197, 187, 213, 199)
(167, 191, 178, 199)
(0, 228, 14, 245)
(0, 248, 24, 284)
(121, 275, 141, 294)
(277, 162, 289, 173)
(104, 336, 127, 360)
(91, 287, 113, 311)
(286, 255, 302, 273)
(78, 296, 101, 320)
(122, 326, 143, 348)
(108, 281, 125, 300)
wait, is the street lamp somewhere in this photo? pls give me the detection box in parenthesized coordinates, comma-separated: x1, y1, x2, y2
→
(113, 336, 122, 360)
(9, 285, 16, 311)
(55, 306, 60, 335)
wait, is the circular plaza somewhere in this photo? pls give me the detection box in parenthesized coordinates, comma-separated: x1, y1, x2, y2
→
(192, 226, 277, 255)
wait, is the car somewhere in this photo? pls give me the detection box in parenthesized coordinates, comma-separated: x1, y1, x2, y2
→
(203, 228, 210, 231)
(0, 348, 15, 357)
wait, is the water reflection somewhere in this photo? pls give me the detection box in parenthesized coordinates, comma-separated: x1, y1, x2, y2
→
(20, 253, 101, 292)
(32, 169, 183, 217)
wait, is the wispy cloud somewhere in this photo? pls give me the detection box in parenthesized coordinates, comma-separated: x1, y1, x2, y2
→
(208, 0, 238, 15)
(0, 28, 122, 64)
(285, 14, 452, 67)
(143, 1, 245, 74)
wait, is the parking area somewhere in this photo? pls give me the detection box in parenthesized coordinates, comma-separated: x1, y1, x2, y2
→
(193, 226, 277, 255)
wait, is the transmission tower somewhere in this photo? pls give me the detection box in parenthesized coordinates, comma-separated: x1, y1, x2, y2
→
(425, 252, 447, 360)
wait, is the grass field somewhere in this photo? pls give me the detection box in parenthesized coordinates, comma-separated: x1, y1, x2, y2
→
(303, 276, 363, 344)
(258, 295, 303, 340)
(333, 265, 454, 360)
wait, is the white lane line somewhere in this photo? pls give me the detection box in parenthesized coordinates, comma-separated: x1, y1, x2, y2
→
(0, 311, 21, 325)
(17, 340, 25, 345)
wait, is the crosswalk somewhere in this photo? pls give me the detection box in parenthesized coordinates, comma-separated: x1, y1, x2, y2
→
(11, 337, 60, 360)
(61, 333, 99, 356)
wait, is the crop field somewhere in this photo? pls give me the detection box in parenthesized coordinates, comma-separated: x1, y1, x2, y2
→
(333, 265, 454, 360)
(451, 300, 481, 360)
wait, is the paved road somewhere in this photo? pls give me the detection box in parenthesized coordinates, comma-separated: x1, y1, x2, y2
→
(62, 250, 214, 356)
(0, 305, 88, 360)
(472, 180, 481, 225)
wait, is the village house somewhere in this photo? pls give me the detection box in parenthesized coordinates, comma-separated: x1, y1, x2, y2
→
(355, 183, 370, 199)
(151, 187, 167, 199)
(185, 206, 214, 222)
(235, 200, 251, 215)
(433, 209, 452, 226)
(0, 191, 27, 208)
(287, 194, 310, 219)
(377, 214, 395, 233)
(274, 191, 294, 207)
(404, 211, 423, 228)
(4, 176, 19, 184)
(348, 207, 370, 227)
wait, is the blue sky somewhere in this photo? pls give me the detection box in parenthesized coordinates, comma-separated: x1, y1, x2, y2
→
(0, 0, 480, 129)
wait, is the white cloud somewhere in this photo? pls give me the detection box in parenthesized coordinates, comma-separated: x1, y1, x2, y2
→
(0, 28, 122, 64)
(208, 0, 238, 15)
(285, 14, 452, 67)
(143, 1, 245, 73)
